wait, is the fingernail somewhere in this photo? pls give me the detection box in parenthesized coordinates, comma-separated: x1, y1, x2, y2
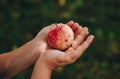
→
(79, 25, 82, 30)
(87, 31, 89, 34)
(90, 35, 95, 39)
(84, 27, 88, 30)
(70, 20, 74, 23)
(75, 23, 79, 26)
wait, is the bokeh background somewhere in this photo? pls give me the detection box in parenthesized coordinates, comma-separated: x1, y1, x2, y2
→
(0, 0, 120, 79)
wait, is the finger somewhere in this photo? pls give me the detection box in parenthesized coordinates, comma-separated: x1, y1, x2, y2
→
(74, 26, 82, 36)
(75, 35, 94, 59)
(36, 24, 56, 39)
(47, 24, 57, 30)
(72, 27, 89, 49)
(65, 47, 74, 53)
(71, 23, 80, 32)
(60, 51, 77, 65)
(47, 23, 64, 32)
(67, 21, 83, 34)
(60, 35, 94, 65)
(56, 47, 76, 65)
(66, 20, 74, 27)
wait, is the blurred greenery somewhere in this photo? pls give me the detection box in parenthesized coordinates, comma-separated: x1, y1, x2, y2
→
(0, 0, 120, 79)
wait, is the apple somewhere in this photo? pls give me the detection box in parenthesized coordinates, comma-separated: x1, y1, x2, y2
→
(47, 24, 74, 50)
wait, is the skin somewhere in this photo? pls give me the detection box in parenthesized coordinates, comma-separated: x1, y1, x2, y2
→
(0, 38, 40, 79)
(31, 21, 94, 79)
(0, 20, 94, 79)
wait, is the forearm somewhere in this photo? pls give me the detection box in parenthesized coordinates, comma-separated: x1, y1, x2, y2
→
(31, 60, 52, 79)
(0, 39, 40, 79)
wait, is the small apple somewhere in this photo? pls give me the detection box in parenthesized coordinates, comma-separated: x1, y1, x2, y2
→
(47, 24, 74, 50)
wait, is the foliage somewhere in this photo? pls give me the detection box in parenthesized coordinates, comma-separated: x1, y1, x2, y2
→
(0, 0, 120, 79)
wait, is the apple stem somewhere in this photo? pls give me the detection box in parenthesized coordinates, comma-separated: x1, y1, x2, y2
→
(55, 24, 59, 28)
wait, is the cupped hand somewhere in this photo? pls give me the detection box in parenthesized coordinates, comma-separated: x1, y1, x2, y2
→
(35, 21, 94, 70)
(33, 21, 80, 54)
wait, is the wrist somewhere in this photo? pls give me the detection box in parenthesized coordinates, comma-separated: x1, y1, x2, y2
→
(31, 38, 42, 55)
(33, 37, 47, 54)
(31, 59, 52, 79)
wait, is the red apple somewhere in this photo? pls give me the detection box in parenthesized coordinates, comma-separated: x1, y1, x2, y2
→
(47, 24, 74, 50)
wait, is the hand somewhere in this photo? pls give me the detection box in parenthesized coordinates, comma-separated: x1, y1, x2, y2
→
(35, 21, 94, 70)
(33, 21, 80, 55)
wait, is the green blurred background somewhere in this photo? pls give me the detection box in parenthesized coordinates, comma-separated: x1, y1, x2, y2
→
(0, 0, 120, 79)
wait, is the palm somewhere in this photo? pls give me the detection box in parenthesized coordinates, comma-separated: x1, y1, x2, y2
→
(40, 47, 70, 70)
(35, 21, 94, 70)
